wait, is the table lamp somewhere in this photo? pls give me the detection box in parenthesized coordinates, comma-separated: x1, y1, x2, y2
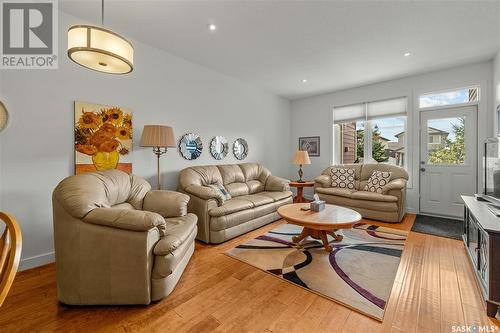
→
(140, 125, 175, 190)
(292, 150, 311, 182)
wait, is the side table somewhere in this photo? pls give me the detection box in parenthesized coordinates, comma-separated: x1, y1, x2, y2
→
(289, 181, 315, 203)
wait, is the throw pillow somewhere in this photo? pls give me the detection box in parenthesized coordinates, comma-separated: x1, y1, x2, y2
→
(330, 168, 355, 189)
(364, 170, 392, 193)
(208, 184, 232, 201)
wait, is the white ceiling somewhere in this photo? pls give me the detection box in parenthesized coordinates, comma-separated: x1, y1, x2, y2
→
(60, 0, 500, 100)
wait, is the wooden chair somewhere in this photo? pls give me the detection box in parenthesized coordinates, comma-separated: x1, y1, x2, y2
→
(0, 212, 22, 307)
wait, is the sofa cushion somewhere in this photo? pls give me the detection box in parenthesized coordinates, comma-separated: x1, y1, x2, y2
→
(178, 165, 223, 187)
(217, 164, 245, 184)
(315, 187, 355, 198)
(210, 198, 289, 232)
(316, 193, 398, 212)
(209, 198, 254, 217)
(153, 213, 197, 256)
(53, 169, 151, 218)
(260, 190, 293, 202)
(350, 191, 398, 202)
(225, 182, 249, 197)
(238, 194, 274, 207)
(330, 167, 356, 189)
(364, 170, 392, 193)
(240, 163, 270, 183)
(210, 207, 258, 231)
(247, 180, 265, 194)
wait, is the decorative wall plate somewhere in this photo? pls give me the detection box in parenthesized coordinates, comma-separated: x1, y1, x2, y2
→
(0, 101, 9, 133)
(210, 136, 229, 160)
(233, 138, 248, 160)
(179, 133, 203, 160)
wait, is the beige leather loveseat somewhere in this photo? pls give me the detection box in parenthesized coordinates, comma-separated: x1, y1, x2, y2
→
(52, 170, 197, 305)
(314, 164, 408, 223)
(178, 163, 292, 243)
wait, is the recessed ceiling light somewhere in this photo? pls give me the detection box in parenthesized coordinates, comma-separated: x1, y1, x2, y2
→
(301, 79, 308, 83)
(403, 52, 412, 57)
(208, 23, 217, 32)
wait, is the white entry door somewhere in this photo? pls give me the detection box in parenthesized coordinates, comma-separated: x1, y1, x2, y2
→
(419, 106, 477, 218)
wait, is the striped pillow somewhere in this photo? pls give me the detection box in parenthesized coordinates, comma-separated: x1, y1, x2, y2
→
(208, 184, 232, 201)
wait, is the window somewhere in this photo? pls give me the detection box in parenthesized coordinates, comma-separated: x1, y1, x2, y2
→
(426, 117, 466, 165)
(419, 86, 479, 108)
(371, 117, 406, 166)
(333, 97, 407, 167)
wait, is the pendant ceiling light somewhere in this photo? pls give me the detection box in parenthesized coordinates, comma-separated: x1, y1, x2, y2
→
(67, 0, 134, 74)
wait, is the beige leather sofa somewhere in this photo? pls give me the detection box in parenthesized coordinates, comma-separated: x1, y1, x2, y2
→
(314, 164, 408, 223)
(178, 163, 292, 243)
(52, 170, 197, 305)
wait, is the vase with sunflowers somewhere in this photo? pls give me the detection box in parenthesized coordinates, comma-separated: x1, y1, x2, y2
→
(75, 103, 132, 173)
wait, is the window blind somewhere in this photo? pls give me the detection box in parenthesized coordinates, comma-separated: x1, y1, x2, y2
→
(366, 97, 407, 120)
(332, 103, 365, 124)
(333, 96, 407, 124)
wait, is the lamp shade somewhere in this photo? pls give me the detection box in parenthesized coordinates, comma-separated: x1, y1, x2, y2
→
(292, 150, 311, 165)
(140, 125, 175, 148)
(67, 25, 134, 74)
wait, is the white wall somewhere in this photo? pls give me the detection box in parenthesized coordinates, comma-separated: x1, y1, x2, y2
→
(0, 12, 291, 270)
(290, 61, 494, 212)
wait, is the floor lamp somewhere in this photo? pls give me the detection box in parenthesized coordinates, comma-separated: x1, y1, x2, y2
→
(140, 125, 175, 190)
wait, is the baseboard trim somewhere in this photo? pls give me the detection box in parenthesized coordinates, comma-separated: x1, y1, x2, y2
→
(406, 207, 418, 214)
(19, 252, 55, 271)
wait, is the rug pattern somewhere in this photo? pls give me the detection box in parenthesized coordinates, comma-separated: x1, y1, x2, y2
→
(226, 223, 408, 320)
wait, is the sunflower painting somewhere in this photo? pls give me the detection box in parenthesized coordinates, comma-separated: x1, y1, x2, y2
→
(74, 101, 133, 174)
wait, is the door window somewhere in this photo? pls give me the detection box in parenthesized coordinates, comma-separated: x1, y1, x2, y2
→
(426, 117, 466, 165)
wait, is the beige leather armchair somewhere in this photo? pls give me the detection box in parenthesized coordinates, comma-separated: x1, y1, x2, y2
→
(178, 163, 292, 243)
(314, 163, 408, 223)
(52, 170, 197, 305)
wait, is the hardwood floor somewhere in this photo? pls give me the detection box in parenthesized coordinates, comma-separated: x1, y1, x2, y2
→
(0, 214, 499, 332)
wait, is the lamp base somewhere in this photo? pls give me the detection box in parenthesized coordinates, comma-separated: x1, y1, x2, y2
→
(296, 180, 306, 183)
(297, 165, 304, 183)
(153, 147, 168, 190)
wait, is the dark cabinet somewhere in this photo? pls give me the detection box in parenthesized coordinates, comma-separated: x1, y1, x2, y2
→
(463, 196, 500, 318)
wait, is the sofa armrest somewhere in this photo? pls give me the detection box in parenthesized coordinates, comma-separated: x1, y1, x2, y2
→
(154, 213, 197, 256)
(314, 175, 331, 188)
(84, 208, 166, 235)
(143, 190, 189, 218)
(265, 175, 290, 192)
(184, 185, 224, 206)
(382, 178, 407, 193)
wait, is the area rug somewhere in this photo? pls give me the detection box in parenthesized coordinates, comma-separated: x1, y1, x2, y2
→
(410, 214, 462, 240)
(225, 223, 408, 321)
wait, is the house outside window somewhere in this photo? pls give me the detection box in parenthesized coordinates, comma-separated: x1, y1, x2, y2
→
(333, 97, 407, 168)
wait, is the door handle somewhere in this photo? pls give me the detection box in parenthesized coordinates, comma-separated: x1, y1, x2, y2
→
(420, 167, 426, 172)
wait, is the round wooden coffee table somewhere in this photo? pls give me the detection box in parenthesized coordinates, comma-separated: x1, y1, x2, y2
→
(277, 203, 362, 252)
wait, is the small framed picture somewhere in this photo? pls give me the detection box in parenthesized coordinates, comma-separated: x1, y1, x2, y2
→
(299, 136, 320, 157)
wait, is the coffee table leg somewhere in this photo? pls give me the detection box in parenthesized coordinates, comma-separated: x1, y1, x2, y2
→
(319, 231, 332, 252)
(328, 230, 343, 242)
(292, 227, 310, 244)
